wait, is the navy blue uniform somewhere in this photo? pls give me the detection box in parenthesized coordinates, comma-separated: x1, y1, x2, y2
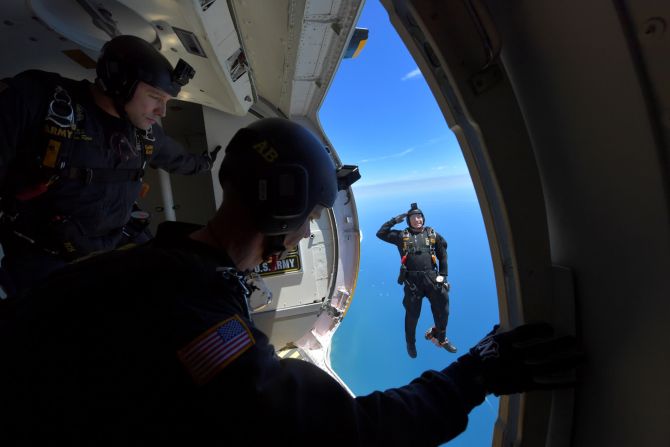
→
(0, 70, 211, 294)
(377, 219, 451, 344)
(0, 221, 484, 446)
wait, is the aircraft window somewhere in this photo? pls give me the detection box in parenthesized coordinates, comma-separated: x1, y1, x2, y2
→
(319, 2, 499, 446)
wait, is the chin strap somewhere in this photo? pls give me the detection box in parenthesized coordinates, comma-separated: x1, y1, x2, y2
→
(95, 79, 127, 120)
(261, 234, 286, 260)
(112, 97, 130, 122)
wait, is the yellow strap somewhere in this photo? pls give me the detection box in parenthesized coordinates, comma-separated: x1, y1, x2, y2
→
(42, 139, 61, 168)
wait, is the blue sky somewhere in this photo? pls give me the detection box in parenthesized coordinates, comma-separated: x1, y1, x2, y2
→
(318, 3, 468, 189)
(319, 1, 500, 446)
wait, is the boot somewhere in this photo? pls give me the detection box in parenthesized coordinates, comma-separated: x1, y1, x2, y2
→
(406, 342, 417, 358)
(440, 338, 457, 353)
(424, 327, 438, 340)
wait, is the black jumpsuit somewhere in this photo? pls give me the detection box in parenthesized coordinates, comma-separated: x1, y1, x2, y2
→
(0, 70, 211, 294)
(377, 219, 451, 344)
(0, 221, 485, 446)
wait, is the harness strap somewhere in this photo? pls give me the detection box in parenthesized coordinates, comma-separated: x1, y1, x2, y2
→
(65, 129, 148, 184)
(400, 227, 438, 267)
(427, 227, 437, 263)
(66, 167, 144, 184)
(137, 129, 149, 181)
(401, 228, 410, 257)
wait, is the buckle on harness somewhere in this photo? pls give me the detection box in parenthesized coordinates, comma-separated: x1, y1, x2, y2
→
(47, 86, 76, 129)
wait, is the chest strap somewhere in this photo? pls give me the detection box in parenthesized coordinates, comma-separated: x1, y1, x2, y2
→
(44, 85, 151, 183)
(401, 227, 438, 265)
(66, 167, 144, 184)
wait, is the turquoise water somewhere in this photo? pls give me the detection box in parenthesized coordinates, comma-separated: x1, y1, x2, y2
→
(331, 178, 500, 446)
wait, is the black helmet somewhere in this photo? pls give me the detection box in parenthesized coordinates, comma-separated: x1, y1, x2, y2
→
(406, 202, 425, 226)
(219, 118, 339, 236)
(96, 35, 194, 102)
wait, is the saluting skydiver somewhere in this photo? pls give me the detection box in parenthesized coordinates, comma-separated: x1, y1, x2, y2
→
(377, 203, 456, 358)
(0, 35, 221, 297)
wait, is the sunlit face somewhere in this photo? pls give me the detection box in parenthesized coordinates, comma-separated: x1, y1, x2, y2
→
(283, 206, 325, 250)
(409, 213, 424, 229)
(124, 82, 172, 130)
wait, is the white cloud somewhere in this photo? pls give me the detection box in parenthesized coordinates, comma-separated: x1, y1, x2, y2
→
(427, 135, 451, 145)
(401, 68, 422, 81)
(352, 174, 474, 197)
(357, 147, 414, 164)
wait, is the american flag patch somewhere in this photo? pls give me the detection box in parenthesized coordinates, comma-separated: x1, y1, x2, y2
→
(177, 315, 255, 384)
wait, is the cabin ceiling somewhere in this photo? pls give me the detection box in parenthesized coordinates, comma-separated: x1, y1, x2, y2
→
(0, 0, 362, 119)
(230, 0, 363, 118)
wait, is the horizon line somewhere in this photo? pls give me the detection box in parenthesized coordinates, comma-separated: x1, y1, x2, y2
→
(352, 173, 472, 191)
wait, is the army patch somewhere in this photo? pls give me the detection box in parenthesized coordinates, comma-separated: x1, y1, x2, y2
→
(177, 315, 255, 385)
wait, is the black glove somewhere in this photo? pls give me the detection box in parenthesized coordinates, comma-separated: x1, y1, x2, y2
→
(457, 323, 581, 396)
(389, 213, 407, 225)
(203, 145, 222, 169)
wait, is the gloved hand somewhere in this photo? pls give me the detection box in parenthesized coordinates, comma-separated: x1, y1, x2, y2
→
(203, 145, 222, 169)
(457, 323, 581, 396)
(389, 213, 407, 225)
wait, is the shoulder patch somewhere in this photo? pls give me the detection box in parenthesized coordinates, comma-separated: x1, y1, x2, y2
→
(177, 315, 256, 385)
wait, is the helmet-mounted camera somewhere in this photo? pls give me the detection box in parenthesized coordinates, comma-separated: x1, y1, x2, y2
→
(173, 59, 195, 87)
(336, 165, 361, 191)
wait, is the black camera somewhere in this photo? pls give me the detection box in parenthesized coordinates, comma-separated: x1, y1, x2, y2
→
(336, 164, 361, 191)
(173, 59, 196, 86)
